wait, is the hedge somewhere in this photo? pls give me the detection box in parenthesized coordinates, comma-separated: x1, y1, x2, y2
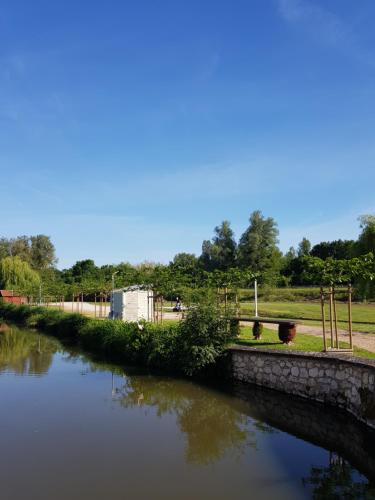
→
(0, 302, 233, 376)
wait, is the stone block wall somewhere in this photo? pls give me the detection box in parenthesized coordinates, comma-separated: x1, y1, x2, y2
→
(230, 347, 375, 429)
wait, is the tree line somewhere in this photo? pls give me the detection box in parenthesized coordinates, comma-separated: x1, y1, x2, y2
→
(0, 212, 374, 299)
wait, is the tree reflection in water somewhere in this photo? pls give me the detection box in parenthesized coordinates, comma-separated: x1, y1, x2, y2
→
(111, 375, 276, 465)
(0, 323, 58, 376)
(2, 323, 373, 495)
(303, 452, 375, 499)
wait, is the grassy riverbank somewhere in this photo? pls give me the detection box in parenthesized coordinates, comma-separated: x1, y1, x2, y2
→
(0, 302, 231, 376)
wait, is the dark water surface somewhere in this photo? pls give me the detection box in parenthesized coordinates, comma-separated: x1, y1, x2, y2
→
(0, 324, 374, 500)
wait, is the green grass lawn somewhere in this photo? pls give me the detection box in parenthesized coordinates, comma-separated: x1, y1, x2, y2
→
(232, 326, 375, 359)
(239, 301, 375, 334)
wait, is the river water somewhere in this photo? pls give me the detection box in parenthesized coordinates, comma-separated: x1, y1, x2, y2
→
(0, 324, 374, 500)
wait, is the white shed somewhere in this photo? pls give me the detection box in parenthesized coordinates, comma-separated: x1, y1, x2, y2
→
(110, 286, 154, 322)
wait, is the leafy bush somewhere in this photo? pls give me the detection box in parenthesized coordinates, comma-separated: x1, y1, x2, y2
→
(0, 302, 232, 377)
(178, 304, 232, 376)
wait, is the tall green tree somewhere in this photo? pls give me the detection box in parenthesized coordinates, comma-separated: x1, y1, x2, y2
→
(0, 238, 10, 260)
(0, 235, 56, 270)
(297, 237, 311, 257)
(212, 221, 237, 270)
(0, 256, 40, 291)
(199, 221, 236, 271)
(30, 235, 57, 269)
(237, 211, 280, 278)
(170, 253, 199, 282)
(357, 215, 375, 255)
(10, 236, 31, 263)
(284, 247, 296, 262)
(199, 240, 219, 272)
(70, 259, 99, 281)
(311, 240, 355, 260)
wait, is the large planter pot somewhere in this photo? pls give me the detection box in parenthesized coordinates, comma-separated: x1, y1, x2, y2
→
(229, 319, 240, 337)
(278, 323, 296, 344)
(253, 321, 263, 340)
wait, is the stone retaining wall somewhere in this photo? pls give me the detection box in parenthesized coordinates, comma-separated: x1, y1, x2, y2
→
(230, 347, 375, 429)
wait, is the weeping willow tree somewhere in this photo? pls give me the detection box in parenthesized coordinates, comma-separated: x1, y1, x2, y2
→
(0, 256, 40, 293)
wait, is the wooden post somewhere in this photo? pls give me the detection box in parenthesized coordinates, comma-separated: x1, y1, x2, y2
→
(320, 287, 327, 352)
(94, 293, 97, 318)
(329, 287, 334, 349)
(333, 287, 339, 349)
(72, 294, 74, 312)
(348, 284, 353, 350)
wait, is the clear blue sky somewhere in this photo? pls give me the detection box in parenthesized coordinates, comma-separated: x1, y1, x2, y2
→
(1, 0, 374, 269)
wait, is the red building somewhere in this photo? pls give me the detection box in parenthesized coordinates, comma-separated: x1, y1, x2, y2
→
(0, 290, 27, 304)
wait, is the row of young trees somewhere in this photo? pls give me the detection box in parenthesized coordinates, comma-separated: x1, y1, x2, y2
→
(0, 213, 374, 299)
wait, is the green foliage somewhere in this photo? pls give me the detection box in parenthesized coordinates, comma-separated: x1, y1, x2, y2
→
(357, 215, 375, 297)
(178, 304, 232, 376)
(0, 256, 41, 291)
(297, 237, 311, 257)
(211, 220, 237, 270)
(0, 326, 59, 376)
(199, 220, 237, 272)
(71, 259, 99, 281)
(283, 256, 311, 286)
(4, 213, 375, 301)
(0, 302, 89, 337)
(311, 239, 356, 260)
(29, 235, 57, 269)
(0, 302, 231, 376)
(171, 253, 199, 276)
(301, 253, 375, 286)
(0, 235, 56, 270)
(237, 211, 281, 284)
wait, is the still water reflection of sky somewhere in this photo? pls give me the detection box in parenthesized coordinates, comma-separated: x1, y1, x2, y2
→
(0, 325, 373, 500)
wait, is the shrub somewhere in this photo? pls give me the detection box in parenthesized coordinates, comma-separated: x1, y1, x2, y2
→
(177, 304, 232, 376)
(143, 323, 180, 370)
(0, 302, 233, 377)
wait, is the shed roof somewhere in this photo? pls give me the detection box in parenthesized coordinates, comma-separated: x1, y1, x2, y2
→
(114, 285, 152, 293)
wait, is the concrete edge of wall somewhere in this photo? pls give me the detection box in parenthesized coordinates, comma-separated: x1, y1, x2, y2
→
(229, 346, 375, 429)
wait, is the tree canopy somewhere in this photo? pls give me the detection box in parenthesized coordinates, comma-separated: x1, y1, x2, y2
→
(0, 256, 40, 291)
(0, 235, 56, 270)
(237, 211, 279, 273)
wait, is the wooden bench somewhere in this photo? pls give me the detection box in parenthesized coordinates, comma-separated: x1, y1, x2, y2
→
(232, 317, 300, 344)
